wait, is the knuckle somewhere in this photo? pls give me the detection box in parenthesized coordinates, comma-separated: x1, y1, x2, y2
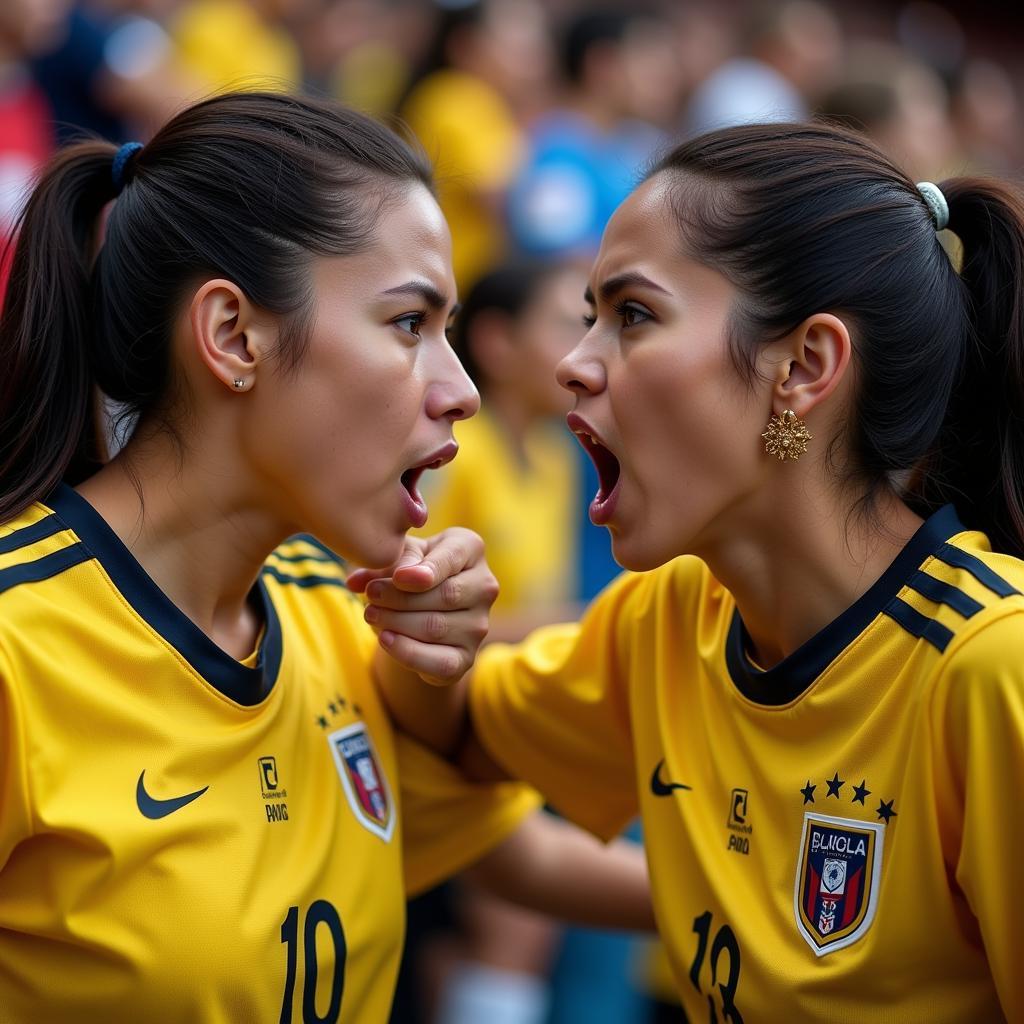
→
(425, 612, 449, 641)
(445, 543, 467, 576)
(440, 576, 462, 608)
(438, 651, 464, 681)
(482, 573, 500, 606)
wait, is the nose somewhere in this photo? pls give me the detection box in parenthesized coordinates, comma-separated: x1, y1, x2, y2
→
(427, 343, 481, 422)
(556, 334, 606, 398)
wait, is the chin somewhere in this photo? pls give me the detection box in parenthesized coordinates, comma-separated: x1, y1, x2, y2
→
(310, 521, 405, 572)
(610, 531, 677, 574)
(353, 533, 407, 572)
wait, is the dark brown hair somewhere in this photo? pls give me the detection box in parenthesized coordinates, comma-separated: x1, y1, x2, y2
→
(648, 121, 1024, 558)
(0, 91, 433, 523)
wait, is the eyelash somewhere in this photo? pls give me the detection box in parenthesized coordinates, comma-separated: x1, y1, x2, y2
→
(582, 301, 651, 330)
(392, 312, 457, 343)
(393, 312, 426, 336)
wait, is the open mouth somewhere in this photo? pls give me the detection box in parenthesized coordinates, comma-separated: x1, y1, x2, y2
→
(567, 413, 621, 524)
(576, 430, 621, 499)
(400, 440, 459, 528)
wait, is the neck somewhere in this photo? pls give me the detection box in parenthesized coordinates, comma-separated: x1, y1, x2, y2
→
(76, 424, 290, 659)
(698, 485, 923, 668)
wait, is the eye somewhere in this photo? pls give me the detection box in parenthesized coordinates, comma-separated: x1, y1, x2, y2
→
(582, 312, 597, 329)
(393, 312, 425, 337)
(615, 301, 651, 328)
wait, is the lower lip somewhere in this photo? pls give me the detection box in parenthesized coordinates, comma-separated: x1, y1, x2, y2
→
(402, 486, 428, 529)
(590, 478, 621, 526)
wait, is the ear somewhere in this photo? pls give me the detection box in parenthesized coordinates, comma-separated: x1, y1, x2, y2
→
(188, 279, 277, 393)
(764, 313, 852, 418)
(467, 310, 517, 385)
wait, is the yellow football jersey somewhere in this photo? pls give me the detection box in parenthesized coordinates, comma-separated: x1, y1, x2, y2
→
(416, 410, 579, 614)
(0, 485, 538, 1023)
(471, 506, 1024, 1022)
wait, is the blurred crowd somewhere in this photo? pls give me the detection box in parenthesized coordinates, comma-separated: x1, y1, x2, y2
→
(2, 0, 1023, 289)
(2, 1, 1021, 1022)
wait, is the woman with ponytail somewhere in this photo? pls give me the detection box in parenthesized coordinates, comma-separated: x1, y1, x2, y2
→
(0, 92, 653, 1022)
(375, 122, 1024, 1020)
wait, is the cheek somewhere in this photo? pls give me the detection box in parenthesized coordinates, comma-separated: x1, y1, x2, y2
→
(255, 342, 418, 486)
(617, 341, 754, 494)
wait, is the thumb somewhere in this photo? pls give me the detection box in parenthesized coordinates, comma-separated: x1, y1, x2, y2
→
(346, 537, 427, 593)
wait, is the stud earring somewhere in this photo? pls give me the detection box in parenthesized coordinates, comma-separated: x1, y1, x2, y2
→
(232, 378, 246, 390)
(762, 409, 812, 461)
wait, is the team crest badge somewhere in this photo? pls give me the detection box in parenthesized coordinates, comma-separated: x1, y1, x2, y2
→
(328, 722, 394, 841)
(794, 812, 884, 956)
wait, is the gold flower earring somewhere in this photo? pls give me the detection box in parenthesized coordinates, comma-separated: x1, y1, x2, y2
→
(762, 410, 812, 461)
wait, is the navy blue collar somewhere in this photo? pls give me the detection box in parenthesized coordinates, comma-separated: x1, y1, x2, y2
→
(725, 505, 965, 706)
(49, 484, 283, 706)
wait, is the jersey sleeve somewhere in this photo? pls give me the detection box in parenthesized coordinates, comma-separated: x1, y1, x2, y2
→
(932, 610, 1024, 1014)
(469, 570, 649, 841)
(397, 733, 541, 897)
(0, 642, 32, 871)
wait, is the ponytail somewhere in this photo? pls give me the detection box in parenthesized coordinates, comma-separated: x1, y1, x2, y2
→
(648, 123, 1024, 560)
(914, 178, 1024, 559)
(0, 142, 117, 522)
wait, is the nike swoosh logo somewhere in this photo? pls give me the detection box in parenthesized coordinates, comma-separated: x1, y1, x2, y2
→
(136, 770, 209, 819)
(650, 759, 692, 797)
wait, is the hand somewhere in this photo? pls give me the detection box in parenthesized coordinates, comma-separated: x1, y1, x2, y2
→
(347, 528, 499, 686)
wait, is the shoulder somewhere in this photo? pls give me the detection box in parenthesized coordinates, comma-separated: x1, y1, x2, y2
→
(261, 535, 373, 652)
(911, 530, 1024, 713)
(263, 534, 348, 587)
(0, 500, 93, 621)
(896, 527, 1024, 661)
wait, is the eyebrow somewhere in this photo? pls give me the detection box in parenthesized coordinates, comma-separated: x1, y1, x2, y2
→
(584, 271, 670, 306)
(380, 280, 453, 313)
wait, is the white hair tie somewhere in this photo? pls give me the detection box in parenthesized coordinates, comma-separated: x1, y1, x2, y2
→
(916, 181, 949, 231)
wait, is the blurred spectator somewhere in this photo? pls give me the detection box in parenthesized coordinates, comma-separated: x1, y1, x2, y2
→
(171, 0, 304, 93)
(950, 58, 1022, 175)
(505, 7, 675, 261)
(685, 0, 841, 134)
(400, 0, 552, 290)
(821, 42, 958, 181)
(419, 260, 589, 629)
(293, 0, 435, 118)
(31, 0, 190, 144)
(398, 261, 592, 1024)
(0, 0, 64, 298)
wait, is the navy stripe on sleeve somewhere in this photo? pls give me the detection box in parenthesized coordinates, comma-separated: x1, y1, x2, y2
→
(935, 544, 1020, 599)
(884, 597, 954, 653)
(0, 514, 65, 556)
(0, 543, 92, 596)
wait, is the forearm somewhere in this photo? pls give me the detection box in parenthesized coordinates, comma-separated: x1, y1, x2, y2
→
(373, 646, 469, 758)
(464, 811, 656, 932)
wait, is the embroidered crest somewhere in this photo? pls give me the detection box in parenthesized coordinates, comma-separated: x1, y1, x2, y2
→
(328, 722, 394, 841)
(794, 812, 884, 956)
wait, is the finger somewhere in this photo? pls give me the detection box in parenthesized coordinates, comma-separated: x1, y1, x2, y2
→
(345, 567, 389, 594)
(346, 537, 428, 593)
(377, 631, 469, 686)
(365, 562, 497, 611)
(364, 604, 487, 646)
(391, 529, 482, 593)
